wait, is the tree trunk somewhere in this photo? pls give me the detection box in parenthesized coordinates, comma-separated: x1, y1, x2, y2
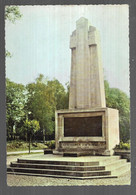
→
(26, 133, 27, 142)
(43, 128, 45, 144)
(11, 125, 13, 140)
(29, 134, 31, 154)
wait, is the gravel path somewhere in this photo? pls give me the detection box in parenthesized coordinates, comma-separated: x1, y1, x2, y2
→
(7, 171, 130, 186)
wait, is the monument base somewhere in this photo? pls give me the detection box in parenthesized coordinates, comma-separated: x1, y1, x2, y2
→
(55, 108, 119, 156)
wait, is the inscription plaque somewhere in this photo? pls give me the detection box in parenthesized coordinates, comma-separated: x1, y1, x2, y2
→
(64, 116, 102, 137)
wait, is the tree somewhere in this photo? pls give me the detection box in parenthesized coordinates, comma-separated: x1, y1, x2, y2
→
(104, 80, 130, 142)
(6, 78, 26, 140)
(26, 74, 69, 142)
(47, 79, 69, 110)
(24, 119, 40, 153)
(5, 6, 22, 57)
(26, 75, 55, 143)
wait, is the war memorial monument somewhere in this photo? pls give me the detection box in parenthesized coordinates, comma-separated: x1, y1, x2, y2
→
(55, 17, 120, 156)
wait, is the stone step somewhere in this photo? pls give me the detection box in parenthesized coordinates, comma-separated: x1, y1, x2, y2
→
(105, 159, 127, 170)
(7, 166, 111, 177)
(110, 162, 131, 176)
(63, 152, 91, 157)
(17, 156, 120, 166)
(11, 162, 105, 171)
(99, 156, 121, 165)
(7, 171, 117, 180)
(7, 155, 130, 179)
(17, 159, 99, 166)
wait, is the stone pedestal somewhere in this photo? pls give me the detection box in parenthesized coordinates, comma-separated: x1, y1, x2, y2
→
(55, 108, 119, 156)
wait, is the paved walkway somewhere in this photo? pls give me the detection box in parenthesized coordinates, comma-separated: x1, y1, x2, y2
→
(7, 171, 131, 186)
(7, 150, 43, 155)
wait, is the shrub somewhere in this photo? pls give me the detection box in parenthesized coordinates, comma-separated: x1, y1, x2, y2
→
(46, 140, 55, 149)
(32, 143, 38, 147)
(114, 141, 130, 150)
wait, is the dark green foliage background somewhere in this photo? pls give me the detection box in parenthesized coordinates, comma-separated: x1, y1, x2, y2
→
(105, 80, 130, 142)
(6, 76, 130, 143)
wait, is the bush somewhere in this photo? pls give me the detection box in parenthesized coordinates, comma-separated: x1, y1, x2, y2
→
(114, 141, 130, 150)
(32, 143, 38, 147)
(15, 142, 23, 148)
(46, 140, 55, 149)
(7, 140, 24, 150)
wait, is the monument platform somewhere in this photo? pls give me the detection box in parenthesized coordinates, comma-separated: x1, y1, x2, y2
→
(7, 154, 130, 179)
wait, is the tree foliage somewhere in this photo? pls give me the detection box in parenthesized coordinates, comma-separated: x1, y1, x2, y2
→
(5, 6, 22, 23)
(6, 78, 26, 139)
(5, 50, 12, 58)
(23, 119, 40, 153)
(26, 74, 68, 142)
(6, 77, 130, 143)
(5, 6, 22, 58)
(24, 119, 40, 135)
(104, 80, 130, 142)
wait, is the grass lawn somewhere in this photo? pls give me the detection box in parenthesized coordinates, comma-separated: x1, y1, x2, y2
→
(7, 140, 48, 152)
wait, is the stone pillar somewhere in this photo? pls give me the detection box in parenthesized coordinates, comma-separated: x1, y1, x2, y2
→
(69, 17, 106, 109)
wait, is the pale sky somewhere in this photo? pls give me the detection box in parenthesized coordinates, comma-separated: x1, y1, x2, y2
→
(5, 5, 129, 95)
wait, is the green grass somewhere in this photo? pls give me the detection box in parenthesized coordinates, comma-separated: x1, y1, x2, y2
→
(7, 140, 48, 152)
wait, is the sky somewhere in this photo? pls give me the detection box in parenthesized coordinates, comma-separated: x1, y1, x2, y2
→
(5, 5, 129, 95)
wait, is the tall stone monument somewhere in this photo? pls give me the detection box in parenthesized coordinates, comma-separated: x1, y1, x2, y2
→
(54, 17, 120, 156)
(69, 17, 105, 109)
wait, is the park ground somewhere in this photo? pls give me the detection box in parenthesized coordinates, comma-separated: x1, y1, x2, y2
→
(7, 140, 48, 152)
(7, 154, 131, 186)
